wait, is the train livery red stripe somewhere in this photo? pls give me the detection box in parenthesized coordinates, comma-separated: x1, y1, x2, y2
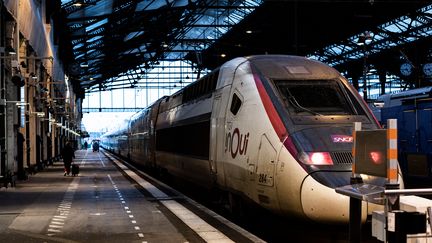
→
(252, 70, 287, 142)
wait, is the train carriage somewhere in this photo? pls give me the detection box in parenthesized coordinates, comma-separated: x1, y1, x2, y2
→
(101, 55, 403, 223)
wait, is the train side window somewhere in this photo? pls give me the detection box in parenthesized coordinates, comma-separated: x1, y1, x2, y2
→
(230, 93, 242, 115)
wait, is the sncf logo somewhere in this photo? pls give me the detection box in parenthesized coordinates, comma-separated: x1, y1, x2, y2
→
(331, 135, 353, 143)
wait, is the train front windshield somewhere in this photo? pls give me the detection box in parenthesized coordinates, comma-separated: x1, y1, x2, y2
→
(275, 80, 365, 116)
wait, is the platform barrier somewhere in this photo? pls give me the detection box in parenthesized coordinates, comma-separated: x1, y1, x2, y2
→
(336, 119, 432, 243)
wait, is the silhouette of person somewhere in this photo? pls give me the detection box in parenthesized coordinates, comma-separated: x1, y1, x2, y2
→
(62, 141, 75, 176)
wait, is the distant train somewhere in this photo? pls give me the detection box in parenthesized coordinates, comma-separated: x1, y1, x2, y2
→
(101, 55, 401, 223)
(372, 87, 432, 187)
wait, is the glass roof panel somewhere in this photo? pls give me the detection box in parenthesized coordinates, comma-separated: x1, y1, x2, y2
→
(73, 43, 84, 50)
(68, 0, 114, 19)
(172, 0, 190, 7)
(124, 31, 145, 42)
(63, 0, 264, 90)
(136, 0, 169, 11)
(87, 35, 103, 43)
(309, 3, 432, 66)
(86, 19, 108, 32)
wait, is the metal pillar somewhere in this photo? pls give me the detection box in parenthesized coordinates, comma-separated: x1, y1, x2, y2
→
(0, 1, 5, 178)
(349, 122, 363, 243)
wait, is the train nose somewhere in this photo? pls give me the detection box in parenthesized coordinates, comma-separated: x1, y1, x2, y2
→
(300, 174, 382, 224)
(300, 174, 351, 223)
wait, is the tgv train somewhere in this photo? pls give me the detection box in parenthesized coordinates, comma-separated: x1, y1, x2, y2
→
(101, 55, 400, 223)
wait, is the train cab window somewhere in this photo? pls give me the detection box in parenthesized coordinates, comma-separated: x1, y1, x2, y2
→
(276, 80, 359, 115)
(230, 93, 242, 115)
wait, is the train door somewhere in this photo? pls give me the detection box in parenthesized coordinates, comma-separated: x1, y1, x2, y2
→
(210, 91, 223, 180)
(256, 134, 276, 187)
(419, 104, 432, 152)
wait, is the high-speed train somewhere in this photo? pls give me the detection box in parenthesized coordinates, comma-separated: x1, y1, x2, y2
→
(101, 55, 402, 223)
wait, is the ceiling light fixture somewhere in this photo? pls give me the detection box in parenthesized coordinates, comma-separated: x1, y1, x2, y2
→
(73, 1, 96, 7)
(30, 73, 38, 80)
(5, 45, 16, 55)
(357, 31, 373, 46)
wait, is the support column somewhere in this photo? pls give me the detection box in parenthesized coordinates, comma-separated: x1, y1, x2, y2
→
(347, 67, 361, 91)
(3, 19, 19, 180)
(352, 76, 359, 91)
(349, 122, 363, 243)
(379, 69, 387, 96)
(0, 2, 6, 177)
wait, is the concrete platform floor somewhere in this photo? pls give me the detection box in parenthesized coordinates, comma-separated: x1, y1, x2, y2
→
(0, 149, 246, 243)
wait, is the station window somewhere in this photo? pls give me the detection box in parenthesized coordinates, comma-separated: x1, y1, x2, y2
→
(230, 93, 242, 115)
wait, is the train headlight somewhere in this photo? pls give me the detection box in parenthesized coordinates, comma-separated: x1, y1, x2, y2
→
(299, 152, 334, 165)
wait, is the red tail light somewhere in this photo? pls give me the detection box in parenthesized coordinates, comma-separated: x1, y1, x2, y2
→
(305, 152, 333, 165)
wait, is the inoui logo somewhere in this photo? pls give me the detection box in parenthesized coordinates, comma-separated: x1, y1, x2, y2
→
(331, 135, 353, 143)
(225, 128, 249, 158)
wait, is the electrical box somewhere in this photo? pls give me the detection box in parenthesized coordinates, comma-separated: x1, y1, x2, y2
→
(372, 211, 386, 242)
(11, 60, 19, 68)
(387, 211, 427, 242)
(373, 209, 427, 242)
(400, 195, 432, 242)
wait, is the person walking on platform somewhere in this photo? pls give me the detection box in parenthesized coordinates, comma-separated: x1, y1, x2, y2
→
(83, 141, 88, 149)
(92, 141, 99, 152)
(62, 141, 75, 176)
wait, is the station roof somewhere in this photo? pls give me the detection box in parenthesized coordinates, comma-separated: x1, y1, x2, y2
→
(57, 0, 432, 93)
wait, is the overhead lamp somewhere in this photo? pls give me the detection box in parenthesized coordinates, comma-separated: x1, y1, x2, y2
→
(80, 63, 89, 68)
(357, 31, 373, 46)
(5, 45, 16, 55)
(220, 53, 226, 58)
(30, 73, 37, 80)
(367, 68, 376, 75)
(357, 35, 365, 46)
(35, 112, 45, 118)
(73, 1, 96, 7)
(14, 102, 29, 107)
(245, 30, 253, 34)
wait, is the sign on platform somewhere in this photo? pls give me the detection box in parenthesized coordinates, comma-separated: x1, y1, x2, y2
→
(354, 129, 387, 178)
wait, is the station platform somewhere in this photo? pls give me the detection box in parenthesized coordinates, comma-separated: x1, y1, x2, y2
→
(0, 149, 262, 243)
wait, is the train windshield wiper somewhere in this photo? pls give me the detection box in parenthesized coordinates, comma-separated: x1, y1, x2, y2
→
(285, 89, 323, 116)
